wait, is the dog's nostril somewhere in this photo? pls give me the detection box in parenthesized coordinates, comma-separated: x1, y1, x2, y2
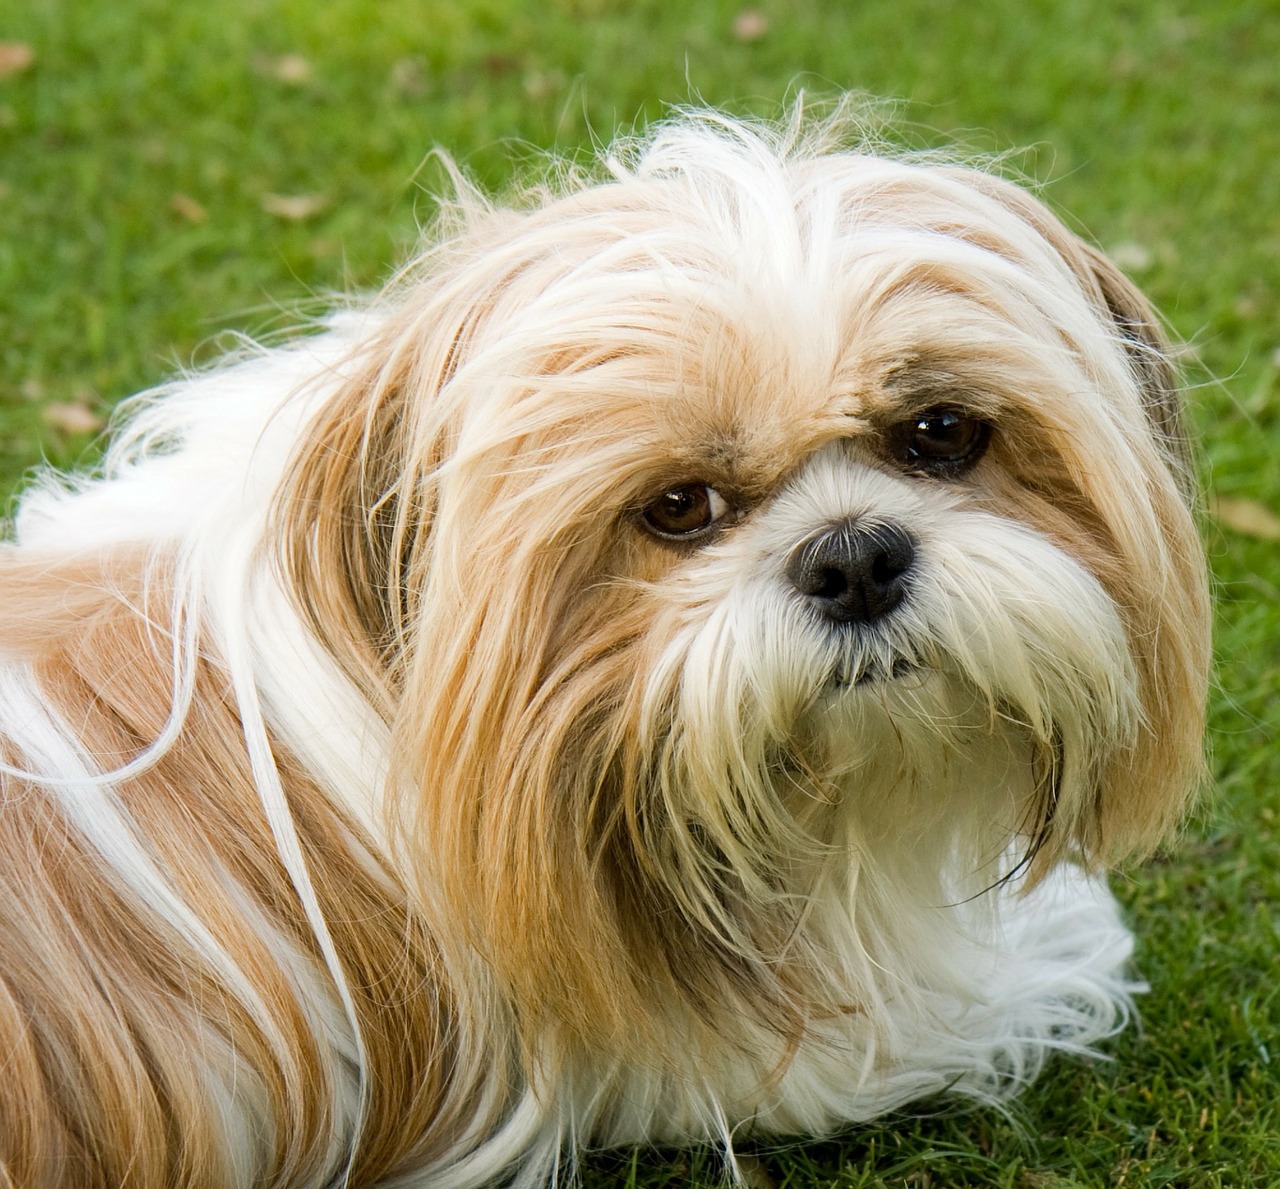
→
(786, 520, 916, 624)
(870, 549, 910, 588)
(811, 564, 849, 600)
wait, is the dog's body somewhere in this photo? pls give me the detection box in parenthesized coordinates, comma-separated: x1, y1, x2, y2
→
(0, 109, 1209, 1187)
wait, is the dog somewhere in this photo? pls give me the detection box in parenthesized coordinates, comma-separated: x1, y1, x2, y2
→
(0, 104, 1210, 1187)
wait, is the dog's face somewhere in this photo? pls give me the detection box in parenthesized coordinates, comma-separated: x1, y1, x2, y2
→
(283, 128, 1209, 1064)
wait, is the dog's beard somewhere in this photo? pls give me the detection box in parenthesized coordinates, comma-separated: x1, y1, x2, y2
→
(506, 442, 1148, 1067)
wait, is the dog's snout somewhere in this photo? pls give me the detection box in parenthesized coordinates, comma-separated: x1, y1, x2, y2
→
(786, 520, 916, 624)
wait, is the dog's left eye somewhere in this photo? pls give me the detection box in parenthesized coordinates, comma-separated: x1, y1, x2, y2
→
(641, 484, 731, 539)
(892, 407, 991, 474)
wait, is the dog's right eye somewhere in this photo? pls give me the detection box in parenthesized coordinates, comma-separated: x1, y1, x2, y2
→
(888, 406, 991, 477)
(641, 484, 731, 539)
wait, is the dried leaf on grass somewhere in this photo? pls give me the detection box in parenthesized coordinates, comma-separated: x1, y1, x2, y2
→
(1109, 240, 1153, 272)
(1213, 495, 1280, 541)
(733, 10, 769, 41)
(261, 193, 328, 221)
(42, 401, 105, 435)
(170, 193, 208, 223)
(0, 43, 35, 77)
(254, 53, 312, 84)
(390, 57, 428, 98)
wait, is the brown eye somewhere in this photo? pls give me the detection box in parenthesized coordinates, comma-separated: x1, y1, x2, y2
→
(894, 407, 990, 474)
(641, 484, 731, 539)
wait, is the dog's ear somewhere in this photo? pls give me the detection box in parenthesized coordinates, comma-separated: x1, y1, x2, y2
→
(946, 168, 1209, 866)
(1047, 237, 1209, 865)
(1037, 222, 1209, 865)
(274, 361, 398, 714)
(273, 308, 460, 714)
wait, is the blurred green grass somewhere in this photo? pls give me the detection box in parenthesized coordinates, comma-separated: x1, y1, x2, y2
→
(1, 1, 1277, 1185)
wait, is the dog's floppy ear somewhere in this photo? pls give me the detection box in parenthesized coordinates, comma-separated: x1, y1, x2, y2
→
(273, 302, 466, 714)
(1043, 228, 1210, 864)
(1026, 215, 1211, 864)
(944, 167, 1209, 864)
(274, 345, 409, 713)
(275, 207, 566, 709)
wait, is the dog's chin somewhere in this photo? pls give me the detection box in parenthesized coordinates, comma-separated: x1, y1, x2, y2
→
(812, 613, 935, 697)
(809, 642, 1017, 786)
(824, 651, 925, 693)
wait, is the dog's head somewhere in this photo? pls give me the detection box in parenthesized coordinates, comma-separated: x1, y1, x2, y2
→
(280, 111, 1209, 1063)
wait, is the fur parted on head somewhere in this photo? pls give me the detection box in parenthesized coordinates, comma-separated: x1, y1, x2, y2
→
(0, 101, 1209, 1188)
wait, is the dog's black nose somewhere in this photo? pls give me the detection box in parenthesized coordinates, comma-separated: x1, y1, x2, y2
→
(786, 520, 916, 623)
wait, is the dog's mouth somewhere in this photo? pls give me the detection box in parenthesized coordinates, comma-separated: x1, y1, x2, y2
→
(827, 654, 921, 692)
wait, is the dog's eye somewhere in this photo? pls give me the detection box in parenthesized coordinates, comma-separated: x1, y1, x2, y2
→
(641, 484, 731, 539)
(892, 407, 990, 474)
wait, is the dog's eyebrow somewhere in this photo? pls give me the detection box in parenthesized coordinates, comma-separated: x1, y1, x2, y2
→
(881, 357, 963, 392)
(872, 363, 996, 417)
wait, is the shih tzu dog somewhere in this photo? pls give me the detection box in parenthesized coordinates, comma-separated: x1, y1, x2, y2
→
(0, 105, 1209, 1188)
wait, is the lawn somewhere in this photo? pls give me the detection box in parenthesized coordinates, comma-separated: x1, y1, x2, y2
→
(1, 1, 1277, 1185)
